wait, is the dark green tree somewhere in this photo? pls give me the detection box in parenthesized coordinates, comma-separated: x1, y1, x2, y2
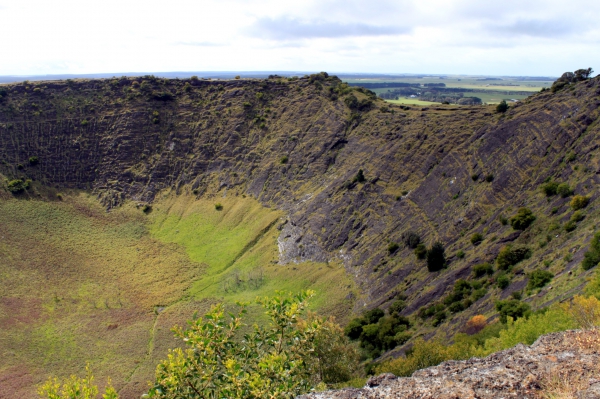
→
(426, 242, 446, 272)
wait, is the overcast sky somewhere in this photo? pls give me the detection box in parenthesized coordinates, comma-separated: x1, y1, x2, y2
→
(0, 0, 598, 77)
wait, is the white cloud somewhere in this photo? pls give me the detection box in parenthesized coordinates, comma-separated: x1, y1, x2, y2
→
(0, 0, 598, 76)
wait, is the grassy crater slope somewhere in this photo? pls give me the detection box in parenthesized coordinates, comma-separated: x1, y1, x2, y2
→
(1, 73, 600, 396)
(0, 189, 353, 398)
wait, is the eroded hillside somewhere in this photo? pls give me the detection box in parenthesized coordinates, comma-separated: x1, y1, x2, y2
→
(1, 73, 600, 397)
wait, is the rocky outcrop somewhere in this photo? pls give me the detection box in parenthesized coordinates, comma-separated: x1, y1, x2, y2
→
(299, 330, 600, 399)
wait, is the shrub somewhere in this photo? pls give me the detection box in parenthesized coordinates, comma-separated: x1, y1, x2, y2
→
(495, 299, 531, 324)
(353, 169, 366, 183)
(472, 288, 487, 301)
(485, 173, 494, 182)
(147, 291, 352, 398)
(497, 245, 531, 270)
(388, 299, 406, 316)
(456, 250, 465, 259)
(470, 233, 483, 246)
(465, 315, 487, 335)
(471, 173, 479, 181)
(527, 270, 554, 290)
(496, 100, 508, 113)
(280, 155, 289, 164)
(402, 231, 421, 249)
(557, 183, 572, 198)
(571, 210, 585, 222)
(387, 242, 399, 254)
(473, 263, 494, 278)
(214, 203, 223, 210)
(28, 156, 39, 165)
(432, 311, 447, 326)
(426, 242, 446, 272)
(582, 232, 600, 271)
(570, 195, 590, 210)
(498, 215, 508, 225)
(542, 181, 558, 196)
(7, 179, 29, 193)
(39, 364, 118, 399)
(510, 208, 536, 230)
(561, 295, 600, 329)
(414, 243, 427, 259)
(564, 220, 577, 232)
(497, 274, 511, 289)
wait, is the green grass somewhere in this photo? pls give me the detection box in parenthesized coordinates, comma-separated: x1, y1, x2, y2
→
(385, 98, 443, 106)
(0, 191, 355, 397)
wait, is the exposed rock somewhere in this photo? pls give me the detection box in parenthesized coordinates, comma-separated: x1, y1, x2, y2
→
(299, 330, 600, 399)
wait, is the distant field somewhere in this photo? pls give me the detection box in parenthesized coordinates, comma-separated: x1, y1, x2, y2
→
(386, 98, 444, 106)
(344, 75, 554, 104)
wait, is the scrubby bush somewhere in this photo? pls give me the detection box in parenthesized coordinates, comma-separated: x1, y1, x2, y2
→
(456, 250, 465, 259)
(147, 291, 357, 398)
(7, 179, 29, 193)
(510, 208, 536, 230)
(402, 231, 421, 249)
(527, 270, 554, 290)
(388, 299, 406, 316)
(353, 169, 366, 183)
(414, 243, 427, 259)
(39, 364, 118, 399)
(426, 242, 446, 272)
(541, 181, 558, 196)
(214, 203, 223, 210)
(465, 315, 487, 335)
(28, 156, 39, 165)
(470, 233, 483, 246)
(582, 232, 600, 271)
(557, 183, 572, 198)
(387, 242, 399, 254)
(485, 173, 494, 182)
(280, 155, 289, 164)
(496, 100, 508, 113)
(570, 195, 590, 210)
(345, 306, 410, 357)
(564, 220, 577, 232)
(495, 299, 531, 324)
(472, 263, 494, 278)
(496, 274, 511, 289)
(497, 245, 531, 270)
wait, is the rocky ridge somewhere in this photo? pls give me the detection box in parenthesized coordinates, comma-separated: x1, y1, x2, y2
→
(299, 329, 600, 399)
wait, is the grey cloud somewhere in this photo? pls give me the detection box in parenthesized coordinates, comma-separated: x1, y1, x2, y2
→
(488, 19, 579, 38)
(248, 16, 410, 40)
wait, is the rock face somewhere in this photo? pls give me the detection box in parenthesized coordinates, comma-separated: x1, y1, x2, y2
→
(299, 330, 600, 399)
(1, 74, 600, 331)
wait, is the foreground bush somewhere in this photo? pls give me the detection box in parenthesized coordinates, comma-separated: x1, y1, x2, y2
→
(146, 291, 356, 398)
(39, 364, 118, 399)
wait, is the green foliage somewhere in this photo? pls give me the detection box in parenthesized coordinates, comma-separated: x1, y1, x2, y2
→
(345, 307, 411, 358)
(29, 156, 39, 165)
(496, 245, 531, 270)
(496, 100, 508, 113)
(402, 231, 421, 249)
(495, 299, 531, 324)
(353, 169, 366, 183)
(214, 203, 223, 211)
(485, 173, 494, 182)
(456, 250, 465, 259)
(39, 364, 118, 399)
(280, 155, 289, 164)
(557, 183, 572, 198)
(472, 263, 494, 278)
(527, 270, 554, 290)
(426, 242, 446, 272)
(582, 232, 600, 271)
(571, 210, 585, 222)
(541, 181, 558, 196)
(498, 215, 508, 225)
(387, 242, 399, 254)
(509, 207, 536, 230)
(496, 274, 510, 289)
(7, 178, 29, 193)
(470, 232, 483, 246)
(414, 243, 426, 259)
(564, 220, 577, 232)
(147, 291, 352, 398)
(570, 195, 590, 210)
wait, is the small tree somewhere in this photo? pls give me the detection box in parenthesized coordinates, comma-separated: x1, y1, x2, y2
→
(426, 242, 446, 272)
(146, 291, 355, 399)
(496, 100, 508, 113)
(510, 208, 536, 230)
